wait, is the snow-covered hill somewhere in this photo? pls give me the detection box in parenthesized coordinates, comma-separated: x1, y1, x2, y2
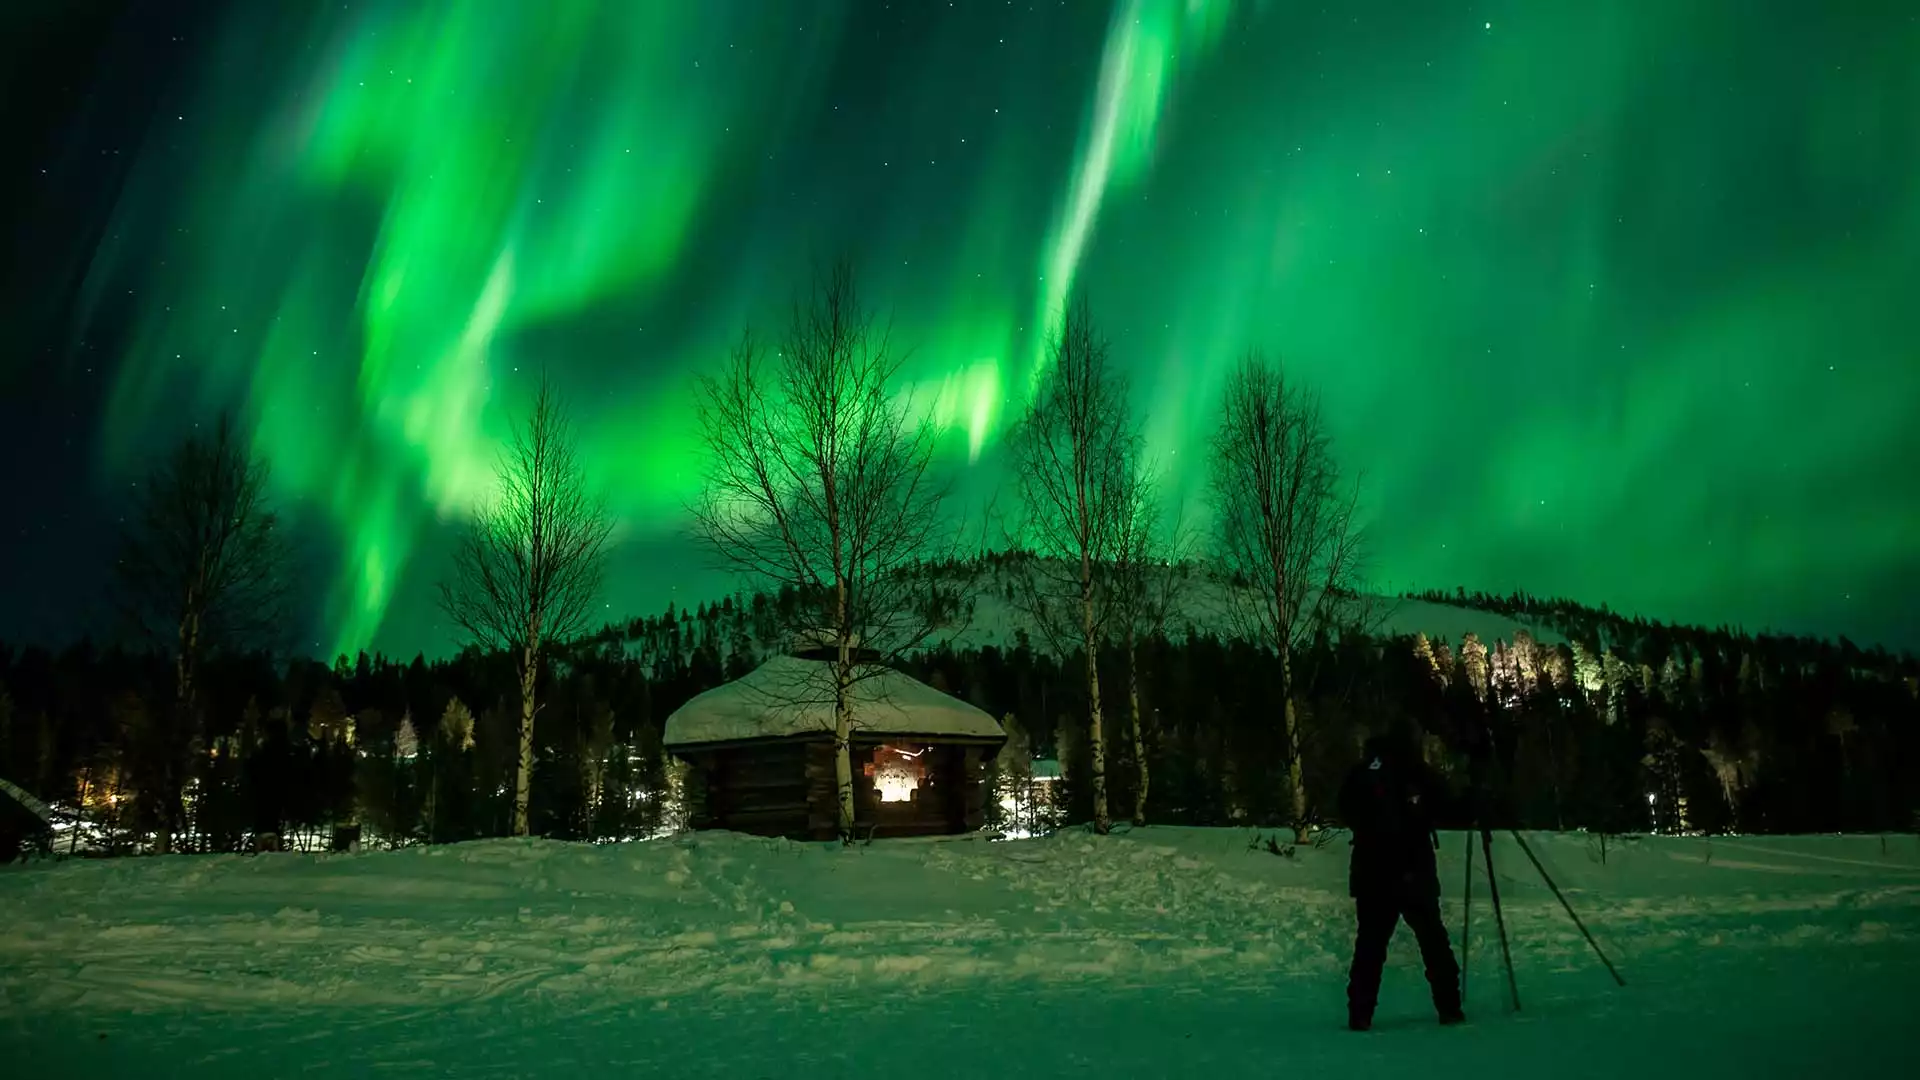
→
(945, 563, 1561, 653)
(3, 828, 1916, 1076)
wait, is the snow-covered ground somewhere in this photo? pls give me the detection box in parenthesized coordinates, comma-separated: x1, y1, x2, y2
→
(3, 828, 1916, 1077)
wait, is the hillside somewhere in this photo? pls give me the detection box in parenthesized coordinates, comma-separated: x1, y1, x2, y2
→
(603, 557, 1570, 661)
(949, 573, 1565, 654)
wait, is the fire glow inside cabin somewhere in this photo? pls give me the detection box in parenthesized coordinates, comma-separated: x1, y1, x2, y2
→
(662, 654, 1006, 841)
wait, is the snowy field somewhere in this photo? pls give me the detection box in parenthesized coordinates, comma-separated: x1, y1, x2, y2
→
(3, 828, 1917, 1078)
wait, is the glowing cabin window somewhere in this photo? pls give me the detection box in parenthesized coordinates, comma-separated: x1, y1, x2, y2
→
(873, 745, 929, 803)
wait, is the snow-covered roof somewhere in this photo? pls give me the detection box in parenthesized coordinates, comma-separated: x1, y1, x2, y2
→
(664, 655, 1005, 749)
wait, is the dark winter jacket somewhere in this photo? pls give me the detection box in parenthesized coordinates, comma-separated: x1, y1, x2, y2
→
(1338, 736, 1445, 900)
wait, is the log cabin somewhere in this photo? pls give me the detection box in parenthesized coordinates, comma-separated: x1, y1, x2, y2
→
(663, 652, 1005, 841)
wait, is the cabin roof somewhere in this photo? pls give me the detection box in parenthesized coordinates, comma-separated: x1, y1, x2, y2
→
(663, 655, 1005, 749)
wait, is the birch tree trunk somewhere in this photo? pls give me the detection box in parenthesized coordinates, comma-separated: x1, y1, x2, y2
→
(832, 577, 858, 842)
(1127, 627, 1148, 827)
(1082, 565, 1110, 833)
(834, 640, 857, 842)
(514, 646, 538, 837)
(1209, 355, 1360, 847)
(438, 377, 611, 844)
(1011, 296, 1132, 838)
(690, 262, 949, 846)
(834, 683, 856, 842)
(1282, 649, 1309, 843)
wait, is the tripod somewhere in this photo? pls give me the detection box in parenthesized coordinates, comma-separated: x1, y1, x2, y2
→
(1460, 822, 1627, 1012)
(1457, 712, 1624, 1011)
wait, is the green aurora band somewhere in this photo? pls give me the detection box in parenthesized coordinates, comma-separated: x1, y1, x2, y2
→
(78, 1, 1920, 657)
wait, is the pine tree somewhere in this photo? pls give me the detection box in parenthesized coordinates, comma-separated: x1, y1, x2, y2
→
(395, 711, 420, 761)
(1460, 632, 1489, 702)
(1490, 639, 1520, 709)
(1660, 654, 1687, 707)
(1411, 633, 1438, 681)
(994, 712, 1035, 834)
(1511, 629, 1542, 687)
(1572, 640, 1605, 696)
(582, 699, 615, 840)
(1544, 645, 1573, 695)
(1643, 716, 1686, 833)
(1701, 727, 1759, 824)
(439, 697, 475, 751)
(307, 684, 353, 746)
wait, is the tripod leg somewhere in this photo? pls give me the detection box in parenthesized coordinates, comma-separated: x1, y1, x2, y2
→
(1481, 827, 1521, 1012)
(1461, 830, 1473, 997)
(1509, 829, 1627, 987)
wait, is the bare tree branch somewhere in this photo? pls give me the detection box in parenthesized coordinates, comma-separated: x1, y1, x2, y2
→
(1208, 351, 1364, 840)
(438, 375, 612, 836)
(689, 260, 958, 842)
(1007, 295, 1137, 833)
(1107, 458, 1197, 826)
(113, 413, 288, 851)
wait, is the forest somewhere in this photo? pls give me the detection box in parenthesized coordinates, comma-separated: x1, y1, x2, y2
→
(3, 577, 1915, 856)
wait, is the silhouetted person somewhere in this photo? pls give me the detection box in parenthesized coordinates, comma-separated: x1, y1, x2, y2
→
(1339, 732, 1464, 1031)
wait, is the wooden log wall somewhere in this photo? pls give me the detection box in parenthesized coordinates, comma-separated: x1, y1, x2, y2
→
(683, 754, 714, 830)
(705, 742, 813, 838)
(805, 741, 840, 841)
(676, 736, 1004, 841)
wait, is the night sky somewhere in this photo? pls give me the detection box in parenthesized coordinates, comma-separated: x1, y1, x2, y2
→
(3, 0, 1916, 659)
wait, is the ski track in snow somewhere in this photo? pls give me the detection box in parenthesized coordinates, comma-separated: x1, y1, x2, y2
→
(2, 829, 1918, 1075)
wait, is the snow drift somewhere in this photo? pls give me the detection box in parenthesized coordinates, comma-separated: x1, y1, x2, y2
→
(2, 828, 1916, 1076)
(3, 829, 1915, 1010)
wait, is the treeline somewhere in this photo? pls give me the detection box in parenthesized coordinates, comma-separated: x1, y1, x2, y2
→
(0, 601, 739, 854)
(4, 584, 1916, 855)
(982, 616, 1918, 838)
(1402, 586, 1908, 669)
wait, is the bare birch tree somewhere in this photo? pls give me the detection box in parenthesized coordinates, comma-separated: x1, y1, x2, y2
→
(1108, 467, 1190, 827)
(438, 376, 611, 838)
(1209, 351, 1362, 841)
(114, 413, 287, 851)
(691, 261, 949, 843)
(1009, 296, 1137, 834)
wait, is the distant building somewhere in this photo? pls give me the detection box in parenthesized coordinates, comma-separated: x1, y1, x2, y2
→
(664, 653, 1006, 840)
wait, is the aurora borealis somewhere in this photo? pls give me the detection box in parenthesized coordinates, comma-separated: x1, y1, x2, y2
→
(5, 0, 1918, 656)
